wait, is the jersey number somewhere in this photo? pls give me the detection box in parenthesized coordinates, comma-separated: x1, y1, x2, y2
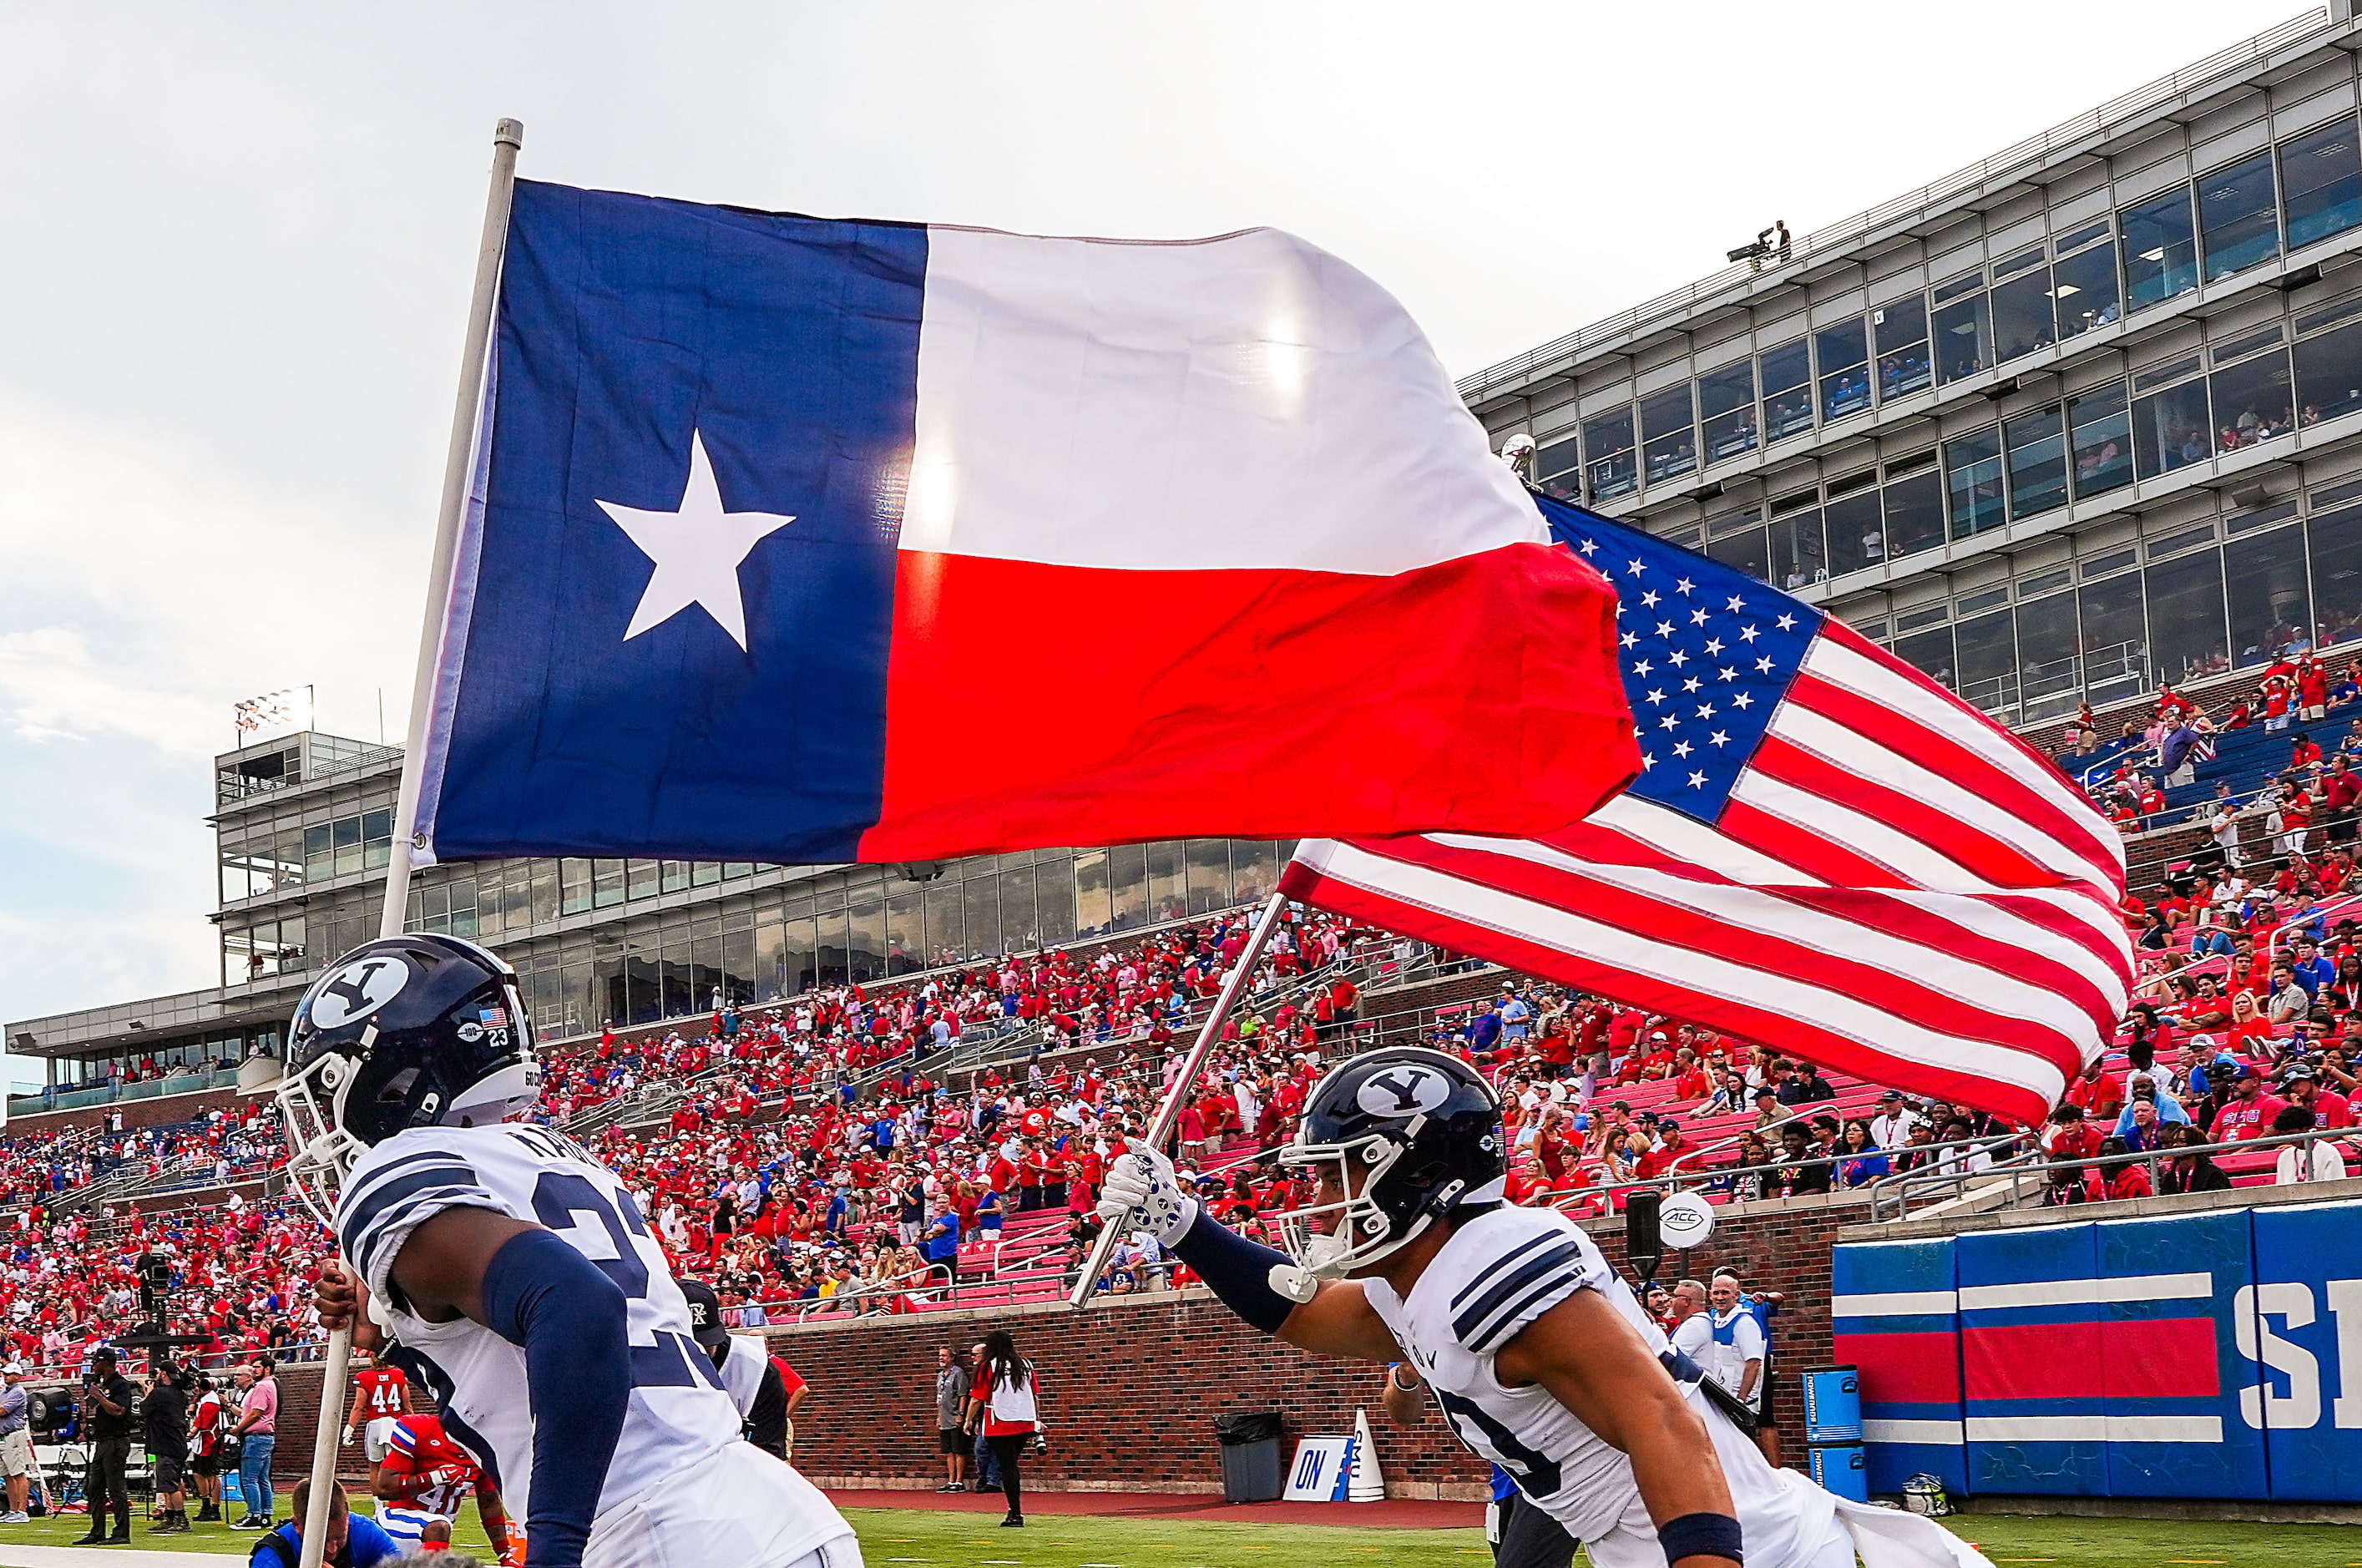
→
(1435, 1389, 1562, 1499)
(529, 1171, 721, 1393)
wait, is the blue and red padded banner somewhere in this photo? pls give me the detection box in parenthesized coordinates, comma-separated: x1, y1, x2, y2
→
(1832, 1237, 1964, 1495)
(1833, 1201, 2362, 1502)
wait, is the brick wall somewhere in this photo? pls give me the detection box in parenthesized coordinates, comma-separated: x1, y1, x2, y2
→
(764, 1191, 1871, 1495)
(233, 1191, 1866, 1495)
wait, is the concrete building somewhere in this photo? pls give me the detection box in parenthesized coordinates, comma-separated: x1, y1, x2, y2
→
(1467, 8, 2362, 731)
(3, 729, 1287, 1109)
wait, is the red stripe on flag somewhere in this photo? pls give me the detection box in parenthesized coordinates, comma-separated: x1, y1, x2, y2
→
(1750, 733, 2065, 890)
(1385, 836, 2091, 1076)
(1718, 796, 1914, 888)
(1817, 620, 2115, 834)
(1787, 662, 2120, 885)
(1982, 890, 2138, 993)
(1762, 887, 2120, 1047)
(862, 544, 1640, 858)
(1283, 852, 2063, 1125)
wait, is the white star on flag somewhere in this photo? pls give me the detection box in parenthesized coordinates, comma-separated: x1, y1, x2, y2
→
(599, 430, 797, 651)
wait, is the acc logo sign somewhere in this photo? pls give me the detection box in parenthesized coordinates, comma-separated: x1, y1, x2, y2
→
(1658, 1191, 1717, 1248)
(1355, 1065, 1454, 1118)
(309, 956, 410, 1030)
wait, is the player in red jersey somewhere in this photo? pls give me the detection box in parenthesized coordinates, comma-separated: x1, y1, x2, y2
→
(341, 1346, 412, 1453)
(371, 1412, 519, 1565)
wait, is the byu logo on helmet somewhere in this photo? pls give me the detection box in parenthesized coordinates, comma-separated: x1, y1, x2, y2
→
(1354, 1065, 1452, 1118)
(310, 956, 410, 1029)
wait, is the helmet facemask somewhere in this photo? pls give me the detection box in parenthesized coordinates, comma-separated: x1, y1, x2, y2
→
(1273, 1130, 1430, 1279)
(276, 1049, 374, 1229)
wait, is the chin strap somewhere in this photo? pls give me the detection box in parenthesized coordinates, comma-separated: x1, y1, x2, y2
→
(1269, 1264, 1319, 1304)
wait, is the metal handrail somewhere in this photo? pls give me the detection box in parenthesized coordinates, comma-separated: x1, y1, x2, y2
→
(2132, 886, 2362, 1002)
(1869, 1121, 2359, 1221)
(1954, 640, 2147, 728)
(1538, 1129, 2027, 1216)
(1454, 9, 2332, 402)
(765, 1264, 958, 1322)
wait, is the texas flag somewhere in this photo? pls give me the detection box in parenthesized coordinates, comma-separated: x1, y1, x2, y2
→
(409, 180, 1636, 867)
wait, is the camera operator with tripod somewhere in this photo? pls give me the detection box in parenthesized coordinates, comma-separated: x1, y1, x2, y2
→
(72, 1348, 135, 1545)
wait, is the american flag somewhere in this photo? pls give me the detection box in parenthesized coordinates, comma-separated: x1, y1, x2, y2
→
(1282, 496, 2133, 1123)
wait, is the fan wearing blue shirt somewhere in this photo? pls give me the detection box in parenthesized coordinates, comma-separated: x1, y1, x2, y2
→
(2290, 938, 2337, 996)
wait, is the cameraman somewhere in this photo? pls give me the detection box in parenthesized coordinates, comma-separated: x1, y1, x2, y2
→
(144, 1358, 192, 1534)
(72, 1347, 134, 1545)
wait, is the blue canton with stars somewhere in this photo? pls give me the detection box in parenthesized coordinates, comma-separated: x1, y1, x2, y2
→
(1535, 494, 1823, 826)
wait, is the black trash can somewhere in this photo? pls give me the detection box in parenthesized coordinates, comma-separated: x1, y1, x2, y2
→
(1213, 1410, 1286, 1503)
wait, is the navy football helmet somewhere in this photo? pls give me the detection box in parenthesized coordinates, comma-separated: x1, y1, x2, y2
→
(1272, 1046, 1505, 1277)
(276, 934, 540, 1223)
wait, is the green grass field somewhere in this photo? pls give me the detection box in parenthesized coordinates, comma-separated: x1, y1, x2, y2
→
(834, 1508, 2362, 1568)
(0, 1499, 2353, 1567)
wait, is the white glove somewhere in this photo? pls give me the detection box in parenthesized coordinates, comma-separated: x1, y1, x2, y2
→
(341, 1427, 353, 1447)
(1095, 1139, 1198, 1247)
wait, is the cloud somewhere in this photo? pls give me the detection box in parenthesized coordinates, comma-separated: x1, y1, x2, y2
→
(0, 627, 223, 755)
(0, 399, 424, 756)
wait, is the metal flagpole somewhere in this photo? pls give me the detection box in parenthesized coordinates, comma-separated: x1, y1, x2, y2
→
(1069, 889, 1290, 1309)
(298, 116, 523, 1568)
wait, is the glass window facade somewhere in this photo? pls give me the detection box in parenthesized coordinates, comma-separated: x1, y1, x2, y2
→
(1991, 265, 2056, 365)
(1844, 499, 2362, 726)
(1815, 318, 1871, 421)
(1874, 295, 1931, 399)
(2069, 382, 2133, 499)
(1933, 283, 1995, 386)
(2051, 235, 2122, 340)
(1583, 406, 1636, 499)
(1761, 339, 1813, 441)
(1640, 384, 1697, 484)
(2211, 346, 2295, 453)
(2123, 187, 2200, 311)
(1699, 362, 1758, 461)
(1530, 113, 2362, 506)
(1945, 427, 2006, 539)
(2132, 371, 2212, 478)
(2296, 318, 2362, 422)
(2283, 115, 2362, 250)
(2198, 150, 2282, 282)
(2004, 407, 2067, 521)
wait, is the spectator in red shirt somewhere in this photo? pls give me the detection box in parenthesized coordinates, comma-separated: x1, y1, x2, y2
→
(2283, 1065, 2352, 1129)
(963, 1329, 1041, 1528)
(2041, 1104, 2107, 1161)
(2062, 1060, 2124, 1124)
(2208, 1068, 2289, 1142)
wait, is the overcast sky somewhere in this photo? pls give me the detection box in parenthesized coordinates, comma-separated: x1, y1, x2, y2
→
(0, 1, 2311, 1034)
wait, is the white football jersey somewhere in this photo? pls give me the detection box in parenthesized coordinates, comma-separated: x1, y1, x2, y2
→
(1359, 1204, 1842, 1568)
(1670, 1307, 1768, 1411)
(716, 1332, 771, 1419)
(338, 1123, 850, 1565)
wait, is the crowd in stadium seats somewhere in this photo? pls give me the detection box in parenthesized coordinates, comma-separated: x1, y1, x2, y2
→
(11, 710, 2362, 1361)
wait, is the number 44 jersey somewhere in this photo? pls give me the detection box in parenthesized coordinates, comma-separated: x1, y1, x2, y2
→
(337, 1123, 852, 1565)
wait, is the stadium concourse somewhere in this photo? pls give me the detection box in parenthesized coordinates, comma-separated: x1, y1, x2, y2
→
(0, 658, 2350, 1469)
